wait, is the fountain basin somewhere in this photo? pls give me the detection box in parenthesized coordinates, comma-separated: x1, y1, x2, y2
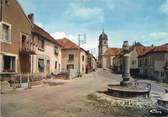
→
(107, 82, 151, 98)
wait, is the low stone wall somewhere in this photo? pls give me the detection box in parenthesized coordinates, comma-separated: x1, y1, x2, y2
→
(88, 92, 155, 109)
(0, 81, 14, 94)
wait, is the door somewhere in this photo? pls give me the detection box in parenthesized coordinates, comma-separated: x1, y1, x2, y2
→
(20, 54, 31, 73)
(46, 60, 50, 74)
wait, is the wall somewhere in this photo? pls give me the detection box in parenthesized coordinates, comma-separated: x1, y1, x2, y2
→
(129, 49, 138, 69)
(80, 50, 87, 74)
(32, 35, 62, 76)
(0, 0, 32, 73)
(102, 56, 107, 68)
(139, 52, 168, 81)
(61, 49, 87, 74)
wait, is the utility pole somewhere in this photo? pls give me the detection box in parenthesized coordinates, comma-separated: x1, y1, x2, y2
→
(77, 33, 86, 77)
(78, 34, 81, 77)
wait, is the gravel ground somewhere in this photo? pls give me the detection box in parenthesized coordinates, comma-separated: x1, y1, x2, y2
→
(1, 69, 167, 117)
(87, 92, 156, 117)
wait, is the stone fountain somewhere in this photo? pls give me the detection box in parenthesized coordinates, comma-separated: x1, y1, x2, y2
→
(107, 41, 151, 98)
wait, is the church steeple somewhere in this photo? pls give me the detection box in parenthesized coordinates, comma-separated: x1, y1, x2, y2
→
(98, 30, 108, 67)
(99, 29, 108, 41)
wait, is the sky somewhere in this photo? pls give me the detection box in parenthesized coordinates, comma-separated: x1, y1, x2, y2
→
(18, 0, 168, 56)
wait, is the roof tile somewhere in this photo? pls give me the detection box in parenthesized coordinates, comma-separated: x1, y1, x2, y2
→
(32, 24, 61, 47)
(56, 38, 79, 49)
(104, 48, 121, 56)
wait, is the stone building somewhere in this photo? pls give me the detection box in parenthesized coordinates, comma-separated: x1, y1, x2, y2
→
(0, 0, 35, 75)
(98, 30, 121, 69)
(129, 43, 152, 77)
(138, 43, 168, 82)
(57, 38, 87, 78)
(31, 23, 62, 77)
(113, 42, 154, 76)
(86, 51, 97, 73)
(113, 53, 123, 73)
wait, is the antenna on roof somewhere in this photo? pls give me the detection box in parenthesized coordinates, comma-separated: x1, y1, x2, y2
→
(102, 23, 104, 33)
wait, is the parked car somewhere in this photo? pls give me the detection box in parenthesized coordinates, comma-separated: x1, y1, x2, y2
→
(149, 89, 168, 116)
(157, 91, 168, 114)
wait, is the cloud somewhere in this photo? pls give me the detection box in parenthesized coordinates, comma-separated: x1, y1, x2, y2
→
(51, 32, 68, 39)
(141, 32, 168, 45)
(161, 0, 168, 15)
(149, 32, 168, 39)
(65, 3, 104, 24)
(51, 32, 78, 43)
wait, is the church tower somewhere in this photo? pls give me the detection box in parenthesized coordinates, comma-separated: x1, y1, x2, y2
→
(98, 30, 108, 67)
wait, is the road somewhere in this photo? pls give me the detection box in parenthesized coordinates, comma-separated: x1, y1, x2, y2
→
(1, 69, 167, 117)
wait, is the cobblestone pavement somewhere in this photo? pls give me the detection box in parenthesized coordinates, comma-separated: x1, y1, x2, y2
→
(1, 69, 167, 117)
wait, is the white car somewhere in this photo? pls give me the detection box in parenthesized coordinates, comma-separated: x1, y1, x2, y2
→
(149, 90, 168, 116)
(157, 93, 168, 114)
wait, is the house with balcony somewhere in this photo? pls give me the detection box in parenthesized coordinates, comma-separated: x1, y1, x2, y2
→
(138, 43, 168, 82)
(31, 23, 62, 77)
(0, 0, 35, 76)
(57, 38, 87, 78)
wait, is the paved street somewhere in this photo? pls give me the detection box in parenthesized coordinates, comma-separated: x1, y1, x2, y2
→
(1, 69, 168, 117)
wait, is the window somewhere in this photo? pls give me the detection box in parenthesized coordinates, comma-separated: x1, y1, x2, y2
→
(38, 38, 44, 50)
(5, 0, 9, 5)
(161, 71, 164, 77)
(132, 60, 136, 65)
(104, 41, 106, 44)
(58, 64, 60, 72)
(82, 55, 85, 62)
(21, 33, 28, 48)
(67, 64, 74, 70)
(55, 61, 57, 69)
(82, 65, 84, 72)
(3, 55, 16, 72)
(68, 54, 74, 61)
(38, 59, 44, 72)
(139, 59, 142, 67)
(1, 22, 11, 43)
(54, 46, 59, 55)
(132, 60, 134, 65)
(148, 56, 152, 65)
(22, 35, 27, 41)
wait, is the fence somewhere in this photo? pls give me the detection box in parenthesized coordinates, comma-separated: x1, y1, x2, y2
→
(0, 73, 43, 91)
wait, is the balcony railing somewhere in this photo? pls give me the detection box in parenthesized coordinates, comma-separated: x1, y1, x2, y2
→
(20, 40, 36, 55)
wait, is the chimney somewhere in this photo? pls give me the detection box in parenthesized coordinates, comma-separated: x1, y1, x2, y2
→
(28, 13, 34, 24)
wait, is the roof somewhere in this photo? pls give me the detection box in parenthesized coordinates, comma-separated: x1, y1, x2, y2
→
(150, 43, 168, 53)
(135, 46, 145, 55)
(57, 38, 87, 52)
(57, 38, 79, 49)
(104, 48, 121, 56)
(99, 31, 108, 40)
(32, 24, 61, 47)
(139, 43, 168, 57)
(134, 46, 153, 56)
